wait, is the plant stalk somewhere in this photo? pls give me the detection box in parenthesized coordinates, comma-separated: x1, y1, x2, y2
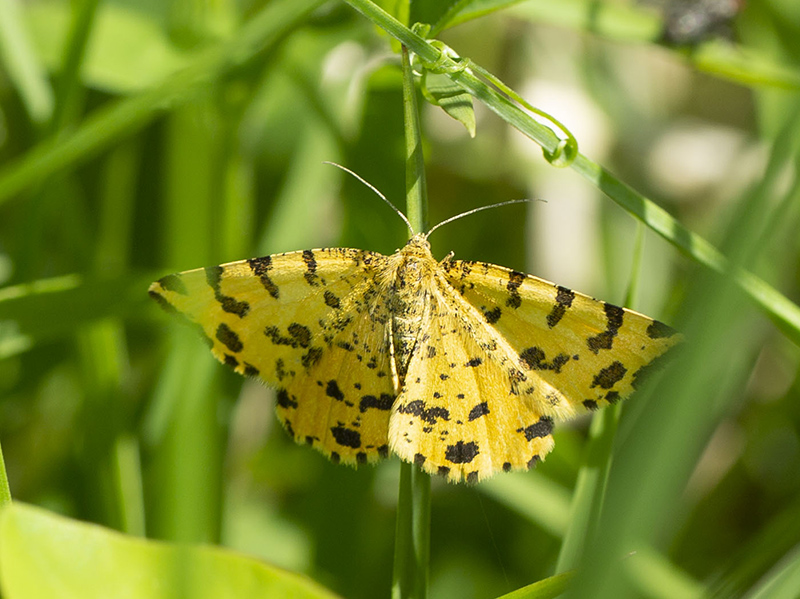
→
(391, 45, 431, 599)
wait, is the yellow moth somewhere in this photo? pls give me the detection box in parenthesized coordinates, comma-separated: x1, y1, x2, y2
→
(149, 200, 680, 484)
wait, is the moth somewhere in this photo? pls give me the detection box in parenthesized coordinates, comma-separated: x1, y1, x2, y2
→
(149, 202, 680, 483)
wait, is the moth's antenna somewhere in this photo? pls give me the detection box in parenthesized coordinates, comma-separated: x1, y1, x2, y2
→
(323, 161, 415, 235)
(425, 199, 537, 239)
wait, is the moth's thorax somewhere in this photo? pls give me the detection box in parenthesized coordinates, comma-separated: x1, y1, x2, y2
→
(385, 234, 440, 383)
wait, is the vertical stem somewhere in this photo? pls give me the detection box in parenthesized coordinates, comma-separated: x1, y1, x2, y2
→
(402, 45, 428, 234)
(392, 45, 431, 599)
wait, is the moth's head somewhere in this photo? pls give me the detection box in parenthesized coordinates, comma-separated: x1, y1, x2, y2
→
(401, 233, 433, 257)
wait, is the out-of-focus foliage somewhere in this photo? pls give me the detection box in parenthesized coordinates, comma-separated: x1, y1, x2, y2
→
(0, 1, 799, 598)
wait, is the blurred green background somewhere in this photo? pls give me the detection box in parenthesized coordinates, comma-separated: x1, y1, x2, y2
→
(1, 0, 799, 598)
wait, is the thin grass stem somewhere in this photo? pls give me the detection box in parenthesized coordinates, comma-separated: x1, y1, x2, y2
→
(391, 44, 431, 599)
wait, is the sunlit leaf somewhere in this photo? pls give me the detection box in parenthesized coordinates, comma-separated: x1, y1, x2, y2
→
(0, 503, 340, 599)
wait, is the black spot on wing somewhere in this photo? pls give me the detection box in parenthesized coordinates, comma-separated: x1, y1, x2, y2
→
(397, 400, 450, 424)
(519, 347, 570, 373)
(583, 399, 598, 410)
(205, 266, 250, 317)
(445, 441, 479, 464)
(326, 380, 345, 402)
(591, 361, 627, 389)
(264, 323, 312, 348)
(414, 453, 426, 466)
(605, 303, 624, 329)
(288, 323, 312, 347)
(587, 331, 614, 353)
(360, 394, 394, 412)
(587, 303, 625, 353)
(468, 402, 490, 421)
(331, 425, 361, 448)
(302, 250, 319, 286)
(465, 357, 482, 367)
(324, 290, 341, 308)
(301, 347, 323, 369)
(506, 271, 525, 308)
(158, 274, 188, 295)
(466, 471, 479, 484)
(546, 286, 575, 328)
(276, 388, 298, 409)
(647, 320, 679, 339)
(216, 323, 243, 352)
(248, 256, 279, 299)
(275, 358, 288, 382)
(517, 416, 554, 441)
(484, 307, 502, 324)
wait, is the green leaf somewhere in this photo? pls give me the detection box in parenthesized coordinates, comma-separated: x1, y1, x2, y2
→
(421, 72, 476, 137)
(0, 503, 340, 599)
(0, 274, 153, 359)
(494, 571, 574, 599)
(744, 544, 800, 599)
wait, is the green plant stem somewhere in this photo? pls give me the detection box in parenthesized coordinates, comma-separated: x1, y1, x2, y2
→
(342, 0, 800, 347)
(403, 45, 429, 234)
(393, 464, 432, 599)
(392, 45, 430, 599)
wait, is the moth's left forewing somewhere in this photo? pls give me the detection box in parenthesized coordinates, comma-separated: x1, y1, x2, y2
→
(149, 248, 399, 466)
(442, 258, 681, 419)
